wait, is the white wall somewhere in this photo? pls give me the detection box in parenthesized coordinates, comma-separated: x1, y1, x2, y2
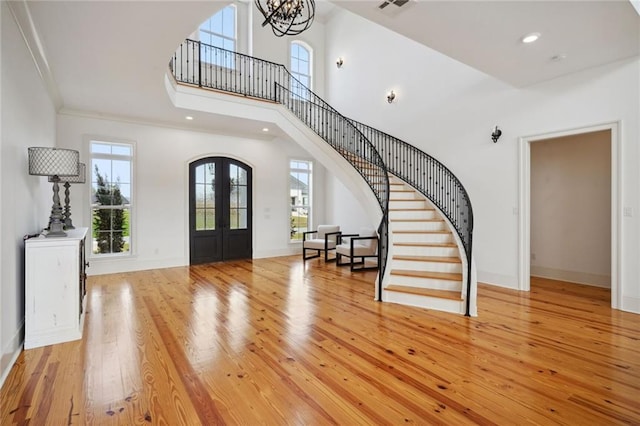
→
(324, 174, 371, 234)
(251, 5, 326, 97)
(530, 131, 611, 287)
(56, 113, 322, 275)
(1, 2, 57, 384)
(324, 9, 640, 313)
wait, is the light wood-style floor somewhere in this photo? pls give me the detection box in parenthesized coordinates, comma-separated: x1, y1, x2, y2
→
(2, 256, 639, 425)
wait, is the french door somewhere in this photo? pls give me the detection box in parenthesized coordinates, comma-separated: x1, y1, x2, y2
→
(189, 157, 252, 264)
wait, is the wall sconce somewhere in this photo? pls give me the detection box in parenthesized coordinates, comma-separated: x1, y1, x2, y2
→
(387, 90, 396, 104)
(491, 126, 502, 143)
(336, 57, 344, 68)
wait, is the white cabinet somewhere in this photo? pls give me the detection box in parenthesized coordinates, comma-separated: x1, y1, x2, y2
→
(24, 227, 88, 349)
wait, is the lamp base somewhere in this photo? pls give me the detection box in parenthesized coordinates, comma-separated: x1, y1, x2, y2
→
(47, 178, 67, 238)
(44, 230, 67, 238)
(46, 221, 67, 238)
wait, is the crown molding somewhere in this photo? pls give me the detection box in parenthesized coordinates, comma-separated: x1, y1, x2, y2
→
(7, 0, 64, 110)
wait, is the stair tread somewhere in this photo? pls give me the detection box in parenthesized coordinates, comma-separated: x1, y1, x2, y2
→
(389, 208, 435, 211)
(390, 219, 443, 222)
(394, 241, 457, 247)
(390, 269, 463, 281)
(385, 285, 462, 301)
(393, 230, 450, 234)
(393, 255, 461, 263)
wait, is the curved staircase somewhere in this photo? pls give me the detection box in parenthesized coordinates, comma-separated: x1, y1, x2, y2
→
(169, 39, 476, 316)
(385, 176, 466, 314)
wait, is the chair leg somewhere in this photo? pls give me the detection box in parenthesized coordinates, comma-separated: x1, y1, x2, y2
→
(336, 253, 351, 267)
(350, 255, 378, 271)
(303, 248, 321, 261)
(325, 249, 337, 262)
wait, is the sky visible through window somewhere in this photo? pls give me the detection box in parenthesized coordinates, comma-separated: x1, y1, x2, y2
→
(91, 142, 131, 200)
(200, 6, 235, 52)
(291, 43, 311, 98)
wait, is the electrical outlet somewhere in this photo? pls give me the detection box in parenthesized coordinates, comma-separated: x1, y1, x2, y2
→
(624, 207, 633, 217)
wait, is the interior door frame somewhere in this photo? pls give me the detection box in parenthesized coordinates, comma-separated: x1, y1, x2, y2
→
(518, 121, 621, 309)
(185, 154, 254, 264)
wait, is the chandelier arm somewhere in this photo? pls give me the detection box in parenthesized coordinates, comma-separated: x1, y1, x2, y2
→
(255, 0, 316, 36)
(260, 0, 287, 28)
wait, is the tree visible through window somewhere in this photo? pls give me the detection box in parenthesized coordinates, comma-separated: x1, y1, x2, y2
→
(90, 141, 133, 255)
(290, 160, 312, 241)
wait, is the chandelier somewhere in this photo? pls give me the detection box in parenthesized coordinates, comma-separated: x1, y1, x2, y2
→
(255, 0, 316, 37)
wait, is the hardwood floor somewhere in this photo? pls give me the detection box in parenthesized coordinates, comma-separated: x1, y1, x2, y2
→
(1, 257, 639, 425)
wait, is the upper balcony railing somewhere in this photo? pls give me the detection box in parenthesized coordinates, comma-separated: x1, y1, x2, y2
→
(170, 39, 474, 315)
(170, 39, 389, 296)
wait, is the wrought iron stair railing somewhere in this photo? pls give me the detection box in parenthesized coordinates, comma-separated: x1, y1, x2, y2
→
(170, 39, 389, 292)
(170, 39, 473, 314)
(275, 86, 390, 290)
(350, 121, 474, 316)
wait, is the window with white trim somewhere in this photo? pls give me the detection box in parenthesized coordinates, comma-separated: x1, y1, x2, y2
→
(290, 160, 312, 241)
(90, 140, 133, 256)
(290, 41, 312, 99)
(199, 5, 236, 68)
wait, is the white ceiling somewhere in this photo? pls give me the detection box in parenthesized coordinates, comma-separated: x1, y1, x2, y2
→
(13, 0, 640, 137)
(331, 0, 640, 87)
(20, 0, 283, 139)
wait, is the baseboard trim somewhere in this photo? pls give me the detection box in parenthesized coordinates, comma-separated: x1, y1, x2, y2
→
(1, 320, 25, 389)
(87, 257, 186, 276)
(253, 248, 299, 259)
(621, 296, 640, 314)
(531, 266, 610, 288)
(476, 271, 518, 289)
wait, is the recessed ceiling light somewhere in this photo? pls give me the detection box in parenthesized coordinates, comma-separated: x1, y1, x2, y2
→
(185, 116, 194, 120)
(262, 127, 269, 132)
(521, 32, 541, 44)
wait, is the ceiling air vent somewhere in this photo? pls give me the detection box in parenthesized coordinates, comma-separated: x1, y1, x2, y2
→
(377, 0, 414, 16)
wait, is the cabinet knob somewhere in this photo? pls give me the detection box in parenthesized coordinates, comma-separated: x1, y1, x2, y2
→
(85, 261, 90, 268)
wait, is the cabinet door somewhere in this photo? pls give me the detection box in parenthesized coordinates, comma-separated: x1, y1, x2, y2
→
(26, 245, 78, 337)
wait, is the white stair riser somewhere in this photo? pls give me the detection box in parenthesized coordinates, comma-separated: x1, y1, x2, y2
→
(393, 233, 453, 244)
(391, 259, 462, 273)
(393, 245, 459, 257)
(388, 210, 439, 221)
(389, 200, 429, 210)
(383, 291, 464, 315)
(389, 191, 420, 200)
(391, 221, 446, 232)
(388, 275, 462, 290)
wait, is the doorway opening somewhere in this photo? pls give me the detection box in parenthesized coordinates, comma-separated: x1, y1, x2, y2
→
(519, 122, 621, 309)
(189, 157, 253, 264)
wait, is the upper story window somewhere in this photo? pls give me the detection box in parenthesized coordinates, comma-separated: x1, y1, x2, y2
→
(200, 5, 236, 68)
(290, 41, 312, 99)
(90, 140, 133, 256)
(200, 5, 236, 51)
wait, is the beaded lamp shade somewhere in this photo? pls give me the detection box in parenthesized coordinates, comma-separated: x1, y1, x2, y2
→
(28, 147, 79, 177)
(49, 162, 86, 184)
